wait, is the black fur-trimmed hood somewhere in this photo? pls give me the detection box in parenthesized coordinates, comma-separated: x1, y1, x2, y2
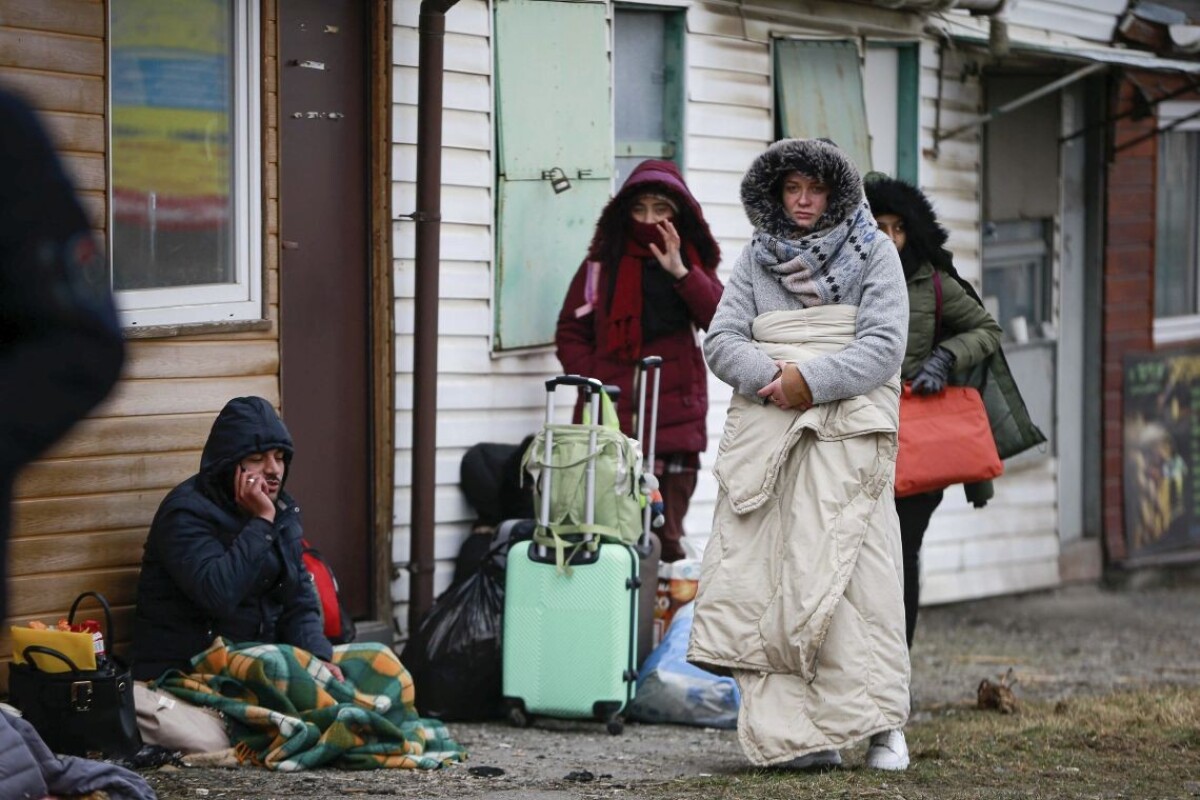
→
(740, 138, 864, 239)
(863, 174, 953, 272)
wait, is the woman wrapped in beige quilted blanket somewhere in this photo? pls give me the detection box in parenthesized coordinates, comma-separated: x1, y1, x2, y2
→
(688, 138, 911, 772)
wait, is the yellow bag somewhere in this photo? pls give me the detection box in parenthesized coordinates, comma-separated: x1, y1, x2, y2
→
(11, 626, 97, 672)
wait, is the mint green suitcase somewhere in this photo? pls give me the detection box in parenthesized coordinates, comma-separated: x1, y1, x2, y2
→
(502, 367, 661, 735)
(502, 539, 639, 734)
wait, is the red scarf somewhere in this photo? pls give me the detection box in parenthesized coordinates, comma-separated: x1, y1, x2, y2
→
(604, 223, 702, 362)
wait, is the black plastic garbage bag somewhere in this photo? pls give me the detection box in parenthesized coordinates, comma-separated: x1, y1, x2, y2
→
(402, 555, 506, 721)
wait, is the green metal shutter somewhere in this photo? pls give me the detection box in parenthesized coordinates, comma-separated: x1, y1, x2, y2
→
(775, 39, 872, 174)
(895, 43, 919, 184)
(494, 0, 612, 350)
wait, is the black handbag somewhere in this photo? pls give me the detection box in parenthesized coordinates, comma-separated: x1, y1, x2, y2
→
(7, 591, 142, 758)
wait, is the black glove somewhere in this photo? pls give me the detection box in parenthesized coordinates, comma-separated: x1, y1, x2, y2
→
(912, 346, 956, 395)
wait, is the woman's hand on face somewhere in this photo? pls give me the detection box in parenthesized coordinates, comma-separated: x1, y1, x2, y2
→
(234, 465, 276, 523)
(648, 219, 688, 280)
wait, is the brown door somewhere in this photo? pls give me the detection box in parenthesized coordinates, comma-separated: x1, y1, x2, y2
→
(279, 1, 371, 617)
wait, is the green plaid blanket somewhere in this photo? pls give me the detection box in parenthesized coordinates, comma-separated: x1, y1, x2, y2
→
(153, 638, 466, 771)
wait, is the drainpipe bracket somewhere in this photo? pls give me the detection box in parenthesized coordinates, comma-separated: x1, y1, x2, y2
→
(400, 211, 442, 222)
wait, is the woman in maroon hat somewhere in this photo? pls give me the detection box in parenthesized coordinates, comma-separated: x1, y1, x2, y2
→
(555, 160, 723, 562)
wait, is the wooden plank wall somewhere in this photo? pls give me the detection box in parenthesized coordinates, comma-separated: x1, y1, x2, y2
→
(0, 0, 282, 690)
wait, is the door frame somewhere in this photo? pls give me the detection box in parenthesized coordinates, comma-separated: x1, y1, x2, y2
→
(267, 0, 393, 624)
(367, 0, 395, 623)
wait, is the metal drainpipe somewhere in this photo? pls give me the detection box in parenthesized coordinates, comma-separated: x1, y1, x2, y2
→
(870, 0, 1004, 11)
(949, 0, 1005, 11)
(409, 0, 460, 634)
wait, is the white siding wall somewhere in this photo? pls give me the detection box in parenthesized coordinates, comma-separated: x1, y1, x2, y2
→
(683, 9, 1062, 602)
(390, 0, 1064, 634)
(944, 0, 1124, 48)
(391, 0, 564, 633)
(1000, 0, 1124, 44)
(914, 41, 1061, 602)
(679, 8, 772, 549)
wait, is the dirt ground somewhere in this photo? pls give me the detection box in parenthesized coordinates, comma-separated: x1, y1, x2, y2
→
(144, 574, 1200, 800)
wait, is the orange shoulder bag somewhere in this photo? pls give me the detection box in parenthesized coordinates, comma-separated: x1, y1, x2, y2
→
(894, 272, 1003, 498)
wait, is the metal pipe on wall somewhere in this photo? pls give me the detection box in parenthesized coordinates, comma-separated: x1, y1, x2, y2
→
(409, 0, 461, 633)
(854, 0, 1003, 11)
(952, 0, 1006, 12)
(857, 0, 1005, 13)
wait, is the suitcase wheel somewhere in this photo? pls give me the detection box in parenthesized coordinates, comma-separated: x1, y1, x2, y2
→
(507, 705, 531, 729)
(605, 717, 624, 736)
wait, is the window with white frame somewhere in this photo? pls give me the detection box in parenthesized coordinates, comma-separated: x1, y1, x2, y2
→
(109, 0, 261, 327)
(1153, 101, 1200, 342)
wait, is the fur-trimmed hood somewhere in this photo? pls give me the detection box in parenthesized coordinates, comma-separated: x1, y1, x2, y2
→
(740, 138, 864, 239)
(863, 173, 952, 273)
(586, 159, 720, 271)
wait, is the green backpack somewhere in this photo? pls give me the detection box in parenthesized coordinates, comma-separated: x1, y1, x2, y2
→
(521, 390, 644, 572)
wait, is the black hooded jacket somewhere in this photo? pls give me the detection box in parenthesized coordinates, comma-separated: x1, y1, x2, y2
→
(1, 89, 124, 623)
(131, 397, 331, 681)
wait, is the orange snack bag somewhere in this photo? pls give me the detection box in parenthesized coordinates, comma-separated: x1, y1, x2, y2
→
(55, 618, 72, 631)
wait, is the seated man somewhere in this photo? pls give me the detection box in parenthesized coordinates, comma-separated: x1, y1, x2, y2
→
(131, 395, 341, 682)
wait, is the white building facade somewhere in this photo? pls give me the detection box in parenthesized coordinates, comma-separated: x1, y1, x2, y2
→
(387, 0, 1174, 633)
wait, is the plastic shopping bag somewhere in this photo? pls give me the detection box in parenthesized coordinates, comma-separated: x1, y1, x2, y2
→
(401, 558, 506, 721)
(629, 601, 740, 729)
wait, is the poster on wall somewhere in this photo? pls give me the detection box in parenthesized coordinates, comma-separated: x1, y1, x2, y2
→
(1123, 349, 1200, 561)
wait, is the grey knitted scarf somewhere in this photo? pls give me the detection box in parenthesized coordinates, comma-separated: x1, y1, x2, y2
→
(750, 198, 879, 307)
(740, 138, 880, 307)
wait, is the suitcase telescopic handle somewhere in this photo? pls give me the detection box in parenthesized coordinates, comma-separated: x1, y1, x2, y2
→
(633, 356, 664, 449)
(632, 356, 665, 545)
(539, 375, 604, 547)
(545, 375, 602, 393)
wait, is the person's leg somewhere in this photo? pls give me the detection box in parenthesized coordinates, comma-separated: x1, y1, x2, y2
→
(893, 489, 944, 648)
(656, 455, 698, 563)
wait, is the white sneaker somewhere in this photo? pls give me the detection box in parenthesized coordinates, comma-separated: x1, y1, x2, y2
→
(865, 729, 909, 770)
(781, 749, 842, 770)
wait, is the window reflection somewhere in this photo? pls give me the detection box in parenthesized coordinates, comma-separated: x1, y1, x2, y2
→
(982, 219, 1052, 344)
(111, 0, 235, 290)
(1155, 131, 1200, 319)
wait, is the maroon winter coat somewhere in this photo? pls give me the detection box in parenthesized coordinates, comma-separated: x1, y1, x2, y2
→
(555, 160, 723, 456)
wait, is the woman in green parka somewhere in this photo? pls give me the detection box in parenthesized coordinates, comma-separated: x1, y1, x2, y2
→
(865, 174, 1003, 649)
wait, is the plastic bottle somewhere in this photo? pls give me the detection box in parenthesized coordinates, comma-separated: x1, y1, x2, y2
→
(78, 619, 106, 667)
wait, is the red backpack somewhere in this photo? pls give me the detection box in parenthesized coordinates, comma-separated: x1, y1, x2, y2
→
(301, 540, 356, 645)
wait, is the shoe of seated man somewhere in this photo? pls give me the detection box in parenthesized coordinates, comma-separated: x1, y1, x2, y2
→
(781, 749, 842, 770)
(865, 729, 910, 770)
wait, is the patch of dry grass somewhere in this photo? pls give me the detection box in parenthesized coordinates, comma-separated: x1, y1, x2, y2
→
(639, 687, 1200, 800)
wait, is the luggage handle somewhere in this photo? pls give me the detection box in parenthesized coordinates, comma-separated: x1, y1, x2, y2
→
(635, 356, 663, 462)
(633, 356, 664, 544)
(544, 375, 602, 393)
(538, 376, 604, 563)
(21, 644, 83, 674)
(69, 591, 115, 646)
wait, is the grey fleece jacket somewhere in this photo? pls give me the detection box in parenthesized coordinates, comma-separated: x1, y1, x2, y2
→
(703, 138, 908, 405)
